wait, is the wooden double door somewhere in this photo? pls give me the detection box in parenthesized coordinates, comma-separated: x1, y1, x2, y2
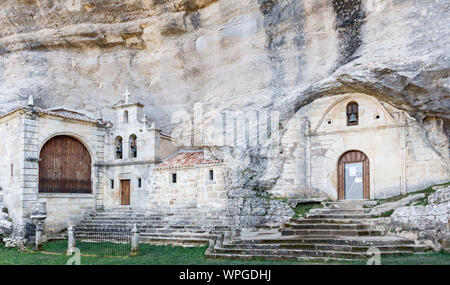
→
(39, 135, 92, 193)
(338, 150, 370, 200)
(120, 180, 131, 205)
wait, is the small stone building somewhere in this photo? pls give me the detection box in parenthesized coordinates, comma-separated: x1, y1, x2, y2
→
(151, 150, 226, 210)
(0, 104, 108, 237)
(271, 93, 449, 199)
(0, 94, 224, 237)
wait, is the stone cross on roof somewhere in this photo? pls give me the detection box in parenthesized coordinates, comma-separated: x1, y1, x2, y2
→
(27, 95, 35, 107)
(123, 88, 131, 104)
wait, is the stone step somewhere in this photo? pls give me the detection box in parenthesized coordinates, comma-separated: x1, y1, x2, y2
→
(83, 218, 227, 223)
(85, 218, 152, 221)
(89, 215, 156, 219)
(75, 231, 216, 241)
(77, 224, 164, 229)
(76, 227, 222, 234)
(306, 213, 373, 219)
(79, 222, 230, 229)
(77, 223, 226, 230)
(205, 252, 353, 262)
(93, 210, 153, 213)
(322, 200, 377, 210)
(221, 243, 431, 253)
(281, 229, 384, 237)
(92, 213, 229, 218)
(88, 215, 230, 221)
(212, 246, 423, 259)
(141, 236, 210, 246)
(310, 209, 367, 214)
(289, 218, 374, 224)
(231, 237, 416, 246)
(283, 223, 372, 230)
(88, 216, 231, 223)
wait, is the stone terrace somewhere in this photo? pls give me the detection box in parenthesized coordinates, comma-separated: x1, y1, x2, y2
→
(206, 200, 432, 261)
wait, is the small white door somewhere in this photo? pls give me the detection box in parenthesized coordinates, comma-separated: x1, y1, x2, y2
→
(344, 162, 363, 200)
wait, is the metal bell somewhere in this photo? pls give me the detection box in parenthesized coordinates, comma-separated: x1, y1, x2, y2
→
(348, 113, 358, 123)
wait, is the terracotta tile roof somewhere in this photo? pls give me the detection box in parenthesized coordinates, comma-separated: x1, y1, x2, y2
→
(0, 106, 107, 125)
(0, 107, 174, 140)
(155, 150, 223, 170)
(36, 107, 106, 124)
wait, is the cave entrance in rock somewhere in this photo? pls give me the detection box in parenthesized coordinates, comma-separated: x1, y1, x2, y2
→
(338, 150, 370, 200)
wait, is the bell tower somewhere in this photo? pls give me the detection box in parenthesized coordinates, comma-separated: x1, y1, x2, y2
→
(110, 89, 161, 162)
(113, 89, 144, 125)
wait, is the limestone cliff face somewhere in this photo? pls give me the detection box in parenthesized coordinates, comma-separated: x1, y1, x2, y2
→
(1, 0, 448, 130)
(1, 0, 448, 225)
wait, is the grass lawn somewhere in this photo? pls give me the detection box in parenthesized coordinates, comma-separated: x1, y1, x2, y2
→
(0, 241, 449, 265)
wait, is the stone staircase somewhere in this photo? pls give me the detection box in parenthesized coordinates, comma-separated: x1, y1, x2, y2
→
(75, 207, 232, 246)
(206, 200, 432, 261)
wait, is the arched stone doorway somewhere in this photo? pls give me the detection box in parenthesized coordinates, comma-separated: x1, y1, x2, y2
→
(338, 150, 370, 200)
(39, 135, 92, 193)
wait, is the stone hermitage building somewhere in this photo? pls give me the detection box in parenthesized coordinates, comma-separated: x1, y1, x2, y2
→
(0, 91, 448, 238)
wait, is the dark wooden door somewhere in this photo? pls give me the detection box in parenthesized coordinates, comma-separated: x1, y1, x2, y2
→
(39, 136, 92, 193)
(121, 180, 131, 205)
(338, 150, 370, 200)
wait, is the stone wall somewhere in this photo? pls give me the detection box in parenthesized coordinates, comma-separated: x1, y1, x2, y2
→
(150, 166, 227, 211)
(0, 0, 449, 220)
(39, 194, 95, 235)
(0, 110, 26, 236)
(102, 164, 152, 209)
(36, 114, 106, 234)
(271, 93, 449, 200)
(0, 189, 12, 237)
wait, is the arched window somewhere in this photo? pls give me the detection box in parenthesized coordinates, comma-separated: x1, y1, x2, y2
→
(123, 110, 129, 124)
(346, 102, 359, 126)
(115, 136, 123, 159)
(129, 134, 137, 158)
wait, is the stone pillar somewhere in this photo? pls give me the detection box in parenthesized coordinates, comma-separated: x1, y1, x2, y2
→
(34, 221, 43, 251)
(67, 226, 76, 255)
(400, 115, 408, 195)
(130, 224, 140, 256)
(147, 128, 161, 162)
(95, 126, 106, 210)
(305, 118, 312, 190)
(21, 110, 40, 239)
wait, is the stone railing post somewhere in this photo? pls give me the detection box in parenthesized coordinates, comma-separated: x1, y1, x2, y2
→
(131, 224, 140, 256)
(34, 221, 43, 251)
(67, 226, 76, 255)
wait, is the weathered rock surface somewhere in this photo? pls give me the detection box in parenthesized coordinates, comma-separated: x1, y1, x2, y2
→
(391, 186, 450, 249)
(0, 1, 449, 226)
(2, 235, 26, 249)
(392, 202, 449, 232)
(370, 193, 426, 216)
(0, 0, 448, 129)
(428, 186, 450, 205)
(0, 191, 12, 237)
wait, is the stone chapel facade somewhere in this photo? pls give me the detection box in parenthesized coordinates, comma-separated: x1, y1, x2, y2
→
(0, 92, 448, 237)
(0, 94, 227, 236)
(271, 93, 449, 200)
